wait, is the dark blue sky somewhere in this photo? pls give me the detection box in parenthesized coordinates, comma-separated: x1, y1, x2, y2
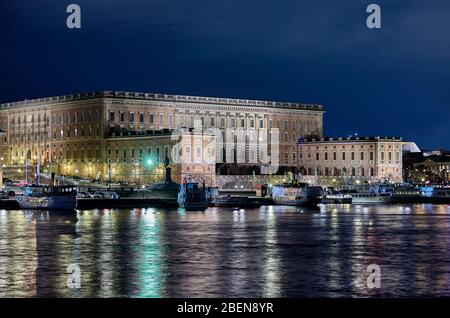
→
(1, 0, 449, 149)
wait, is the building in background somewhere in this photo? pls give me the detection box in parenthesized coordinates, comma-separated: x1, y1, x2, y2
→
(0, 91, 324, 184)
(403, 149, 450, 185)
(296, 136, 403, 185)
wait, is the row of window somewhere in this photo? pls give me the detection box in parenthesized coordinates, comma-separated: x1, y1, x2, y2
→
(297, 166, 376, 177)
(106, 146, 167, 162)
(8, 127, 100, 143)
(108, 111, 319, 131)
(104, 145, 213, 162)
(9, 132, 51, 143)
(54, 127, 100, 139)
(110, 111, 167, 126)
(10, 114, 49, 125)
(53, 111, 100, 125)
(300, 151, 400, 161)
(9, 111, 101, 127)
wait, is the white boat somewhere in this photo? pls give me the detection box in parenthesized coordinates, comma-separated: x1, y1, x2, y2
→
(272, 183, 323, 206)
(342, 183, 423, 204)
(178, 182, 209, 210)
(349, 191, 393, 204)
(322, 191, 353, 204)
(16, 185, 78, 210)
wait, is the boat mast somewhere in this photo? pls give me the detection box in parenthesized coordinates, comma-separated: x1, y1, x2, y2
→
(36, 153, 41, 185)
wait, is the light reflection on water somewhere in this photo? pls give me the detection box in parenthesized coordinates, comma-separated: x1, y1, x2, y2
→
(1, 204, 450, 297)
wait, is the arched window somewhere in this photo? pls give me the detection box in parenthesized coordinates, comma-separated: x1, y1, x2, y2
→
(299, 166, 307, 175)
(352, 167, 356, 176)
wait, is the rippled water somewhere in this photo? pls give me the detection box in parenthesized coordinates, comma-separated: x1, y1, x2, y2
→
(1, 204, 450, 297)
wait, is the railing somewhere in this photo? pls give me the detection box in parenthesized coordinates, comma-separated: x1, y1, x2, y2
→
(0, 91, 324, 112)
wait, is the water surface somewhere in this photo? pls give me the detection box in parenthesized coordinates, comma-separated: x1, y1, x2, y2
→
(1, 204, 450, 297)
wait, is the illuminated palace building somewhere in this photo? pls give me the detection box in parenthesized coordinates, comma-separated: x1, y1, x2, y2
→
(0, 91, 324, 184)
(297, 136, 403, 184)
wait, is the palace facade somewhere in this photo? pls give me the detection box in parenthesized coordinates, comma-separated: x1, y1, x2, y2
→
(0, 91, 324, 184)
(297, 136, 403, 184)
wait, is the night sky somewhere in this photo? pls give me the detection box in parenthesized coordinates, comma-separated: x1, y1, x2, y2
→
(1, 0, 449, 149)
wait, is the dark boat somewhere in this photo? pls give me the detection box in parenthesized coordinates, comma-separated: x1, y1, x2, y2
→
(212, 195, 262, 208)
(420, 186, 450, 204)
(178, 181, 209, 210)
(16, 185, 77, 210)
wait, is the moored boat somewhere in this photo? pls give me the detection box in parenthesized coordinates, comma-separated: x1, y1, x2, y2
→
(419, 186, 450, 204)
(348, 190, 392, 204)
(321, 191, 353, 204)
(272, 183, 323, 206)
(212, 195, 262, 208)
(16, 185, 78, 210)
(342, 183, 423, 204)
(380, 184, 424, 203)
(177, 181, 209, 210)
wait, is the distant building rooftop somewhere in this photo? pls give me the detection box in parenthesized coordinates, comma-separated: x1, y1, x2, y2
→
(0, 90, 324, 112)
(423, 149, 450, 157)
(418, 154, 450, 164)
(402, 142, 421, 153)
